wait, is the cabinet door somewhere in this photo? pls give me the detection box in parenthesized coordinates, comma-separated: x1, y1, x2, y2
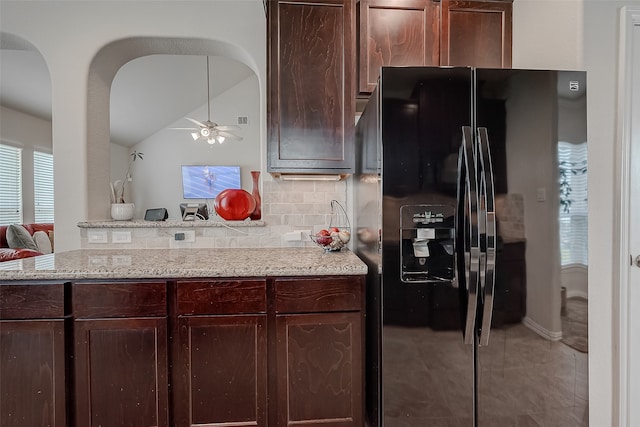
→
(268, 0, 355, 173)
(441, 0, 513, 68)
(0, 320, 66, 427)
(358, 0, 440, 94)
(276, 312, 363, 427)
(173, 315, 268, 427)
(73, 281, 168, 427)
(0, 282, 67, 427)
(74, 317, 169, 427)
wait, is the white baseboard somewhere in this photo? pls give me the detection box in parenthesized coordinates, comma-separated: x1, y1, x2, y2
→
(522, 316, 563, 341)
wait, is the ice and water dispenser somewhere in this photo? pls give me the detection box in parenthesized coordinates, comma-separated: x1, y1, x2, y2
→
(400, 204, 455, 283)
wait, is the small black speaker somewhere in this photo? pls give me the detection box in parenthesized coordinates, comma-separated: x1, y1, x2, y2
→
(144, 208, 168, 221)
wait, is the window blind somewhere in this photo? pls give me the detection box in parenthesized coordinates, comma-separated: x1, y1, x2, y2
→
(0, 144, 23, 225)
(558, 141, 588, 266)
(34, 151, 54, 223)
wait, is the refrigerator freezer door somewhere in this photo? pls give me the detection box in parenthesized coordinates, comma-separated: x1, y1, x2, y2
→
(476, 127, 497, 347)
(456, 126, 481, 345)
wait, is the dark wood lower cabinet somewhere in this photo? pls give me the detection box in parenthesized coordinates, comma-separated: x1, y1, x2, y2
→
(0, 320, 66, 427)
(276, 312, 363, 427)
(274, 276, 365, 427)
(173, 278, 268, 427)
(1, 275, 365, 427)
(174, 315, 268, 427)
(72, 281, 169, 427)
(0, 282, 67, 427)
(74, 317, 169, 427)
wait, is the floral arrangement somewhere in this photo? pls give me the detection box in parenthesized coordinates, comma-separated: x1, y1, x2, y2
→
(110, 150, 143, 203)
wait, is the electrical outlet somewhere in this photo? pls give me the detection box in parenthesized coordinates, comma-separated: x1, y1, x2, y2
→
(112, 255, 132, 266)
(111, 231, 132, 244)
(283, 230, 312, 242)
(88, 230, 108, 244)
(295, 229, 312, 241)
(283, 231, 301, 241)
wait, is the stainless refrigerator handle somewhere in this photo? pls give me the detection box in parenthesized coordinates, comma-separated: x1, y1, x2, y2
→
(456, 126, 480, 345)
(476, 127, 497, 347)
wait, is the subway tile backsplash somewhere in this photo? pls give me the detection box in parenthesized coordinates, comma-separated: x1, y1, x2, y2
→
(80, 179, 348, 250)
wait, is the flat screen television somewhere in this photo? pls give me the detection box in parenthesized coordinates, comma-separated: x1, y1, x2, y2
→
(181, 165, 241, 200)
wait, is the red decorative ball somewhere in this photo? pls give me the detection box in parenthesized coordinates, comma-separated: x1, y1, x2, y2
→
(214, 189, 257, 220)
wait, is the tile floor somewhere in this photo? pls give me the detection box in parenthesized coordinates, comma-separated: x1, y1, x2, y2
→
(382, 322, 588, 426)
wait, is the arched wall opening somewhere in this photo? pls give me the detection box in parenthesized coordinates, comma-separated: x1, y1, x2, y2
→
(0, 32, 53, 225)
(87, 36, 263, 220)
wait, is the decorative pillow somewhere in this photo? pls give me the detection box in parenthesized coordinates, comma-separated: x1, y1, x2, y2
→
(48, 230, 55, 252)
(33, 231, 53, 254)
(6, 224, 39, 251)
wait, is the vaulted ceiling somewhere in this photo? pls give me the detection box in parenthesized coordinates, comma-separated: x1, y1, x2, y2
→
(0, 49, 255, 146)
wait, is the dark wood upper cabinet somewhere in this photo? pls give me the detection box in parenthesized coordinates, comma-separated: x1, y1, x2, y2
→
(357, 0, 440, 94)
(267, 0, 356, 173)
(267, 0, 512, 174)
(357, 0, 512, 96)
(441, 0, 513, 68)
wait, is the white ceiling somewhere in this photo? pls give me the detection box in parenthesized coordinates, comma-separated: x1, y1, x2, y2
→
(0, 49, 255, 146)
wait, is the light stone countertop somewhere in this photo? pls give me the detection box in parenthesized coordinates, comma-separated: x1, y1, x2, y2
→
(0, 248, 367, 281)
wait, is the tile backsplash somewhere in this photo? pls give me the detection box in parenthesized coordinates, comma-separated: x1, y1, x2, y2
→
(80, 179, 348, 250)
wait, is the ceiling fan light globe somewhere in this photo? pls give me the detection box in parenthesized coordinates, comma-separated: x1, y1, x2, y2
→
(200, 128, 211, 137)
(217, 136, 225, 143)
(191, 132, 199, 140)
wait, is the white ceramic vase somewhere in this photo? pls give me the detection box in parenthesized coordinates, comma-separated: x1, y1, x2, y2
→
(111, 203, 135, 221)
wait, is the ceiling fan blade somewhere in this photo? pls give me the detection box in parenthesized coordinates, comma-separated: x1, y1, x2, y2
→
(218, 131, 243, 141)
(215, 125, 241, 131)
(185, 117, 207, 127)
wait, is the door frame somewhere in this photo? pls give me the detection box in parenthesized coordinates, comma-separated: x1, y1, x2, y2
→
(616, 6, 640, 427)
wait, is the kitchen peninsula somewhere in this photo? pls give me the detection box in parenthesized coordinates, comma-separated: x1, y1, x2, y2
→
(0, 248, 367, 427)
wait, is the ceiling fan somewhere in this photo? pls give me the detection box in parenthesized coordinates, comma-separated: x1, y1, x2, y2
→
(171, 56, 242, 144)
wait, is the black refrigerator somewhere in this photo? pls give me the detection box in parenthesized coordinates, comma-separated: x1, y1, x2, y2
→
(354, 67, 589, 426)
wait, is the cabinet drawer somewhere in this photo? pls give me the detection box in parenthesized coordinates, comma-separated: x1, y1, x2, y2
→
(73, 281, 166, 318)
(275, 276, 364, 314)
(0, 282, 65, 319)
(176, 279, 267, 315)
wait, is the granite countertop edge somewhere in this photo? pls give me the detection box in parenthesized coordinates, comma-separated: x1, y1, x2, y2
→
(0, 248, 368, 281)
